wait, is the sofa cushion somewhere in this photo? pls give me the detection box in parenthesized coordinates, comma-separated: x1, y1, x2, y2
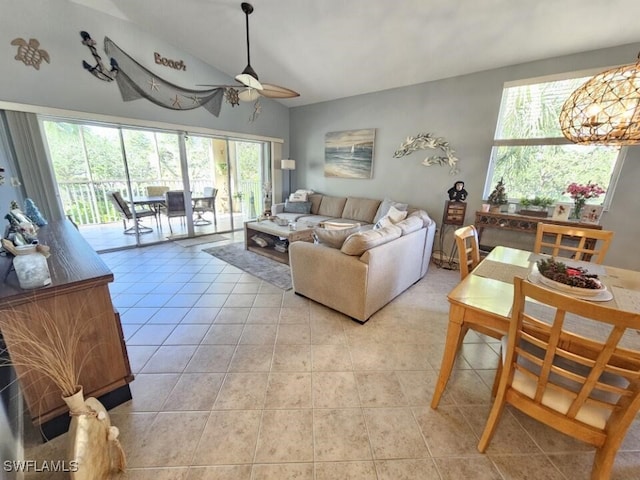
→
(340, 224, 402, 256)
(341, 197, 381, 224)
(323, 220, 360, 230)
(395, 216, 424, 235)
(407, 209, 435, 227)
(318, 196, 347, 217)
(284, 200, 312, 214)
(374, 198, 409, 223)
(308, 194, 323, 215)
(314, 224, 361, 249)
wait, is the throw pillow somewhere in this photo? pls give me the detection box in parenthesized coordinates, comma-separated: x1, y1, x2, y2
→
(394, 216, 423, 235)
(314, 224, 361, 249)
(373, 216, 393, 230)
(283, 200, 312, 214)
(373, 198, 409, 223)
(386, 205, 408, 223)
(289, 192, 308, 202)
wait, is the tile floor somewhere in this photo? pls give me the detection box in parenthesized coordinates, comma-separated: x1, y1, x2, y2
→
(23, 238, 640, 479)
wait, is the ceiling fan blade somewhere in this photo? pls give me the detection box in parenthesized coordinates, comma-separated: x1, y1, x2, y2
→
(259, 83, 300, 99)
(235, 72, 263, 90)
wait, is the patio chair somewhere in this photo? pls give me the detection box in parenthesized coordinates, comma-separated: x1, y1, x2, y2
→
(534, 223, 614, 264)
(145, 185, 170, 197)
(193, 187, 218, 226)
(478, 276, 640, 480)
(163, 190, 187, 234)
(109, 191, 156, 235)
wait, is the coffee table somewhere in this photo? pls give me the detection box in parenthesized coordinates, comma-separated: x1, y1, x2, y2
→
(244, 220, 314, 264)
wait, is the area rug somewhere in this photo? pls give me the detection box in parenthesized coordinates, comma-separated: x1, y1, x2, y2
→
(172, 234, 228, 247)
(202, 242, 292, 290)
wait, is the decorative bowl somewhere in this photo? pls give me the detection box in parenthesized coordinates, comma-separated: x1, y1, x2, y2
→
(533, 264, 605, 297)
(274, 217, 289, 226)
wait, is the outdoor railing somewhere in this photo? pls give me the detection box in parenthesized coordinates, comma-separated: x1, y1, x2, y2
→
(58, 179, 262, 225)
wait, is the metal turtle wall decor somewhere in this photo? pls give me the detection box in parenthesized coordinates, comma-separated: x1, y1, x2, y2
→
(11, 38, 50, 70)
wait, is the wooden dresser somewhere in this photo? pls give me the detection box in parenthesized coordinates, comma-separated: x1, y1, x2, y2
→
(0, 220, 133, 439)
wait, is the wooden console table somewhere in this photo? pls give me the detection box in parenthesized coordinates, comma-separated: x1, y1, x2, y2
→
(0, 220, 133, 439)
(474, 210, 603, 249)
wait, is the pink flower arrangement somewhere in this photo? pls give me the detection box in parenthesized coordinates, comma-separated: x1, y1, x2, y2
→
(563, 181, 605, 201)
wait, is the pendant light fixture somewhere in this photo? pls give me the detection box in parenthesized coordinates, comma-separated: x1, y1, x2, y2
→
(559, 53, 640, 145)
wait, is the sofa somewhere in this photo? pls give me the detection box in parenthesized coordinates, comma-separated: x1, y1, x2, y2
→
(275, 194, 436, 323)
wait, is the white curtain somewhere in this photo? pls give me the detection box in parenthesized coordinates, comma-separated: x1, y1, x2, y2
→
(4, 110, 64, 221)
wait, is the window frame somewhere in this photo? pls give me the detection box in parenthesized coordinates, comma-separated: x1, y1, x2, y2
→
(484, 68, 627, 210)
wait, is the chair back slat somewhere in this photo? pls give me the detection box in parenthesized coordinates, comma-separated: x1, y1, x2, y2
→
(454, 225, 480, 280)
(534, 223, 614, 264)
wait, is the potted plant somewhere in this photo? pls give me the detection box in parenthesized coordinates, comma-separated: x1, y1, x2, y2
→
(519, 196, 554, 217)
(486, 178, 508, 212)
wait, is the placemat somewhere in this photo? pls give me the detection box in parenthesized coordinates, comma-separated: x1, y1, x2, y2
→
(611, 286, 640, 314)
(472, 259, 530, 284)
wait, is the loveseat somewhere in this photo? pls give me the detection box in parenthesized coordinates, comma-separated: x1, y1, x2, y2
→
(278, 194, 436, 323)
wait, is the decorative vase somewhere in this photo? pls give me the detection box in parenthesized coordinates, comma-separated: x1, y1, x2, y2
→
(62, 386, 87, 414)
(62, 386, 127, 479)
(570, 198, 586, 220)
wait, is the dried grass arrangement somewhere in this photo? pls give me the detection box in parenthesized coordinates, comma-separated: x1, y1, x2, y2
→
(0, 303, 126, 479)
(0, 305, 90, 398)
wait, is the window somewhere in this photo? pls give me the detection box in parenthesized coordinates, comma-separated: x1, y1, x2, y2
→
(484, 72, 624, 207)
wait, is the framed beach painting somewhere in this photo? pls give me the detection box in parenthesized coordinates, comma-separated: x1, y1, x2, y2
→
(324, 128, 375, 178)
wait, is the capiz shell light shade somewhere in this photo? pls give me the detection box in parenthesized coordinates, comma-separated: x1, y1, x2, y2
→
(560, 56, 640, 145)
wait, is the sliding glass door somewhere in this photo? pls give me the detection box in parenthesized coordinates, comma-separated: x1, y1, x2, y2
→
(42, 118, 271, 251)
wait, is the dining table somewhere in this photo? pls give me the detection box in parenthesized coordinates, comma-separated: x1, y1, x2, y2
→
(430, 245, 640, 409)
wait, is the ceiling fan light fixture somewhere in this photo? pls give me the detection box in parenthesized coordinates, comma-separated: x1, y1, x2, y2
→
(238, 87, 261, 102)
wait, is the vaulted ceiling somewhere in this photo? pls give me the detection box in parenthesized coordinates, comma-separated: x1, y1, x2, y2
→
(73, 0, 640, 107)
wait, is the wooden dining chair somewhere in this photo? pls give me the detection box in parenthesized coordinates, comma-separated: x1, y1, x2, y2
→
(534, 223, 614, 264)
(108, 191, 156, 234)
(454, 225, 481, 280)
(478, 277, 640, 480)
(431, 225, 503, 409)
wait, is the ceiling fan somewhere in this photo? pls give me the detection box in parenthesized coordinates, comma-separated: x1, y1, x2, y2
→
(199, 2, 299, 103)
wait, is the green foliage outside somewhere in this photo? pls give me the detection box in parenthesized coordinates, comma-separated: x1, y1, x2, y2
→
(43, 121, 266, 225)
(488, 78, 620, 203)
